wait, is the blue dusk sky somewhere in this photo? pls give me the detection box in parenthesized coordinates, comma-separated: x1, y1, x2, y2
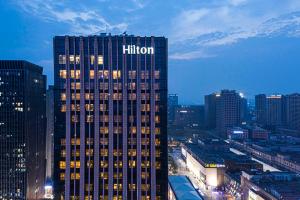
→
(1, 0, 300, 104)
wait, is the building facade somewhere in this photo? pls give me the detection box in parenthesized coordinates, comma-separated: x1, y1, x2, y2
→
(0, 60, 46, 199)
(266, 95, 285, 128)
(168, 94, 178, 126)
(286, 93, 300, 131)
(204, 94, 216, 129)
(255, 94, 266, 126)
(45, 85, 55, 198)
(216, 90, 244, 137)
(53, 35, 168, 200)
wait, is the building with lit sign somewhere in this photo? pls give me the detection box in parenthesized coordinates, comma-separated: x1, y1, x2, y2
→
(227, 127, 248, 140)
(53, 34, 168, 200)
(181, 144, 225, 189)
(0, 60, 46, 199)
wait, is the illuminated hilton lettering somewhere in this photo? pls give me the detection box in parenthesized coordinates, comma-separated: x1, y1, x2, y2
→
(123, 45, 154, 55)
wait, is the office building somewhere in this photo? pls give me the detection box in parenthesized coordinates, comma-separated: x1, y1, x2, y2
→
(0, 60, 46, 199)
(286, 93, 300, 131)
(255, 94, 286, 129)
(168, 94, 178, 126)
(53, 35, 168, 200)
(255, 94, 266, 125)
(266, 95, 285, 128)
(204, 93, 216, 129)
(215, 90, 244, 137)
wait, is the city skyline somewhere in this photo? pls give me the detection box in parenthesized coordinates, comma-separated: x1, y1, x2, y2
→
(1, 1, 300, 104)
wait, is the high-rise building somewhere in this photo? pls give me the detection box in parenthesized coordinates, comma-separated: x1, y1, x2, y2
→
(0, 60, 46, 199)
(204, 93, 217, 129)
(255, 94, 266, 125)
(255, 94, 286, 129)
(286, 93, 300, 131)
(53, 35, 168, 200)
(216, 90, 244, 137)
(45, 85, 55, 199)
(266, 95, 284, 128)
(168, 94, 178, 126)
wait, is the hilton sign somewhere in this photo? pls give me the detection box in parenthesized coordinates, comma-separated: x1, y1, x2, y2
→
(123, 45, 154, 55)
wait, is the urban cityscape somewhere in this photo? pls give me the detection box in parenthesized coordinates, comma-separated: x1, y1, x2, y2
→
(1, 1, 300, 200)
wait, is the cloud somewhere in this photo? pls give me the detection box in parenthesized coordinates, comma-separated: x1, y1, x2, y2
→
(228, 0, 247, 6)
(169, 0, 300, 59)
(170, 50, 215, 60)
(14, 0, 128, 35)
(12, 0, 300, 60)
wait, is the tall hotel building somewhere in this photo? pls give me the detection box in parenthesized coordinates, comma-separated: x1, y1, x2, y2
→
(0, 60, 46, 199)
(53, 34, 168, 200)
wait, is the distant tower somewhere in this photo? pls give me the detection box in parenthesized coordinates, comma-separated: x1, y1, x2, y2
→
(255, 94, 266, 125)
(0, 60, 46, 199)
(168, 94, 179, 126)
(205, 93, 217, 129)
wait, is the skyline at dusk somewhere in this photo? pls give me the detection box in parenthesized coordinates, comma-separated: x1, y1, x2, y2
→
(1, 0, 300, 104)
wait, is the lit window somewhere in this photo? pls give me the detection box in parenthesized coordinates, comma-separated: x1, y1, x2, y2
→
(70, 70, 80, 79)
(90, 70, 94, 79)
(113, 70, 121, 79)
(85, 104, 94, 111)
(100, 104, 106, 111)
(75, 55, 80, 64)
(141, 161, 150, 168)
(90, 55, 95, 64)
(71, 138, 80, 145)
(59, 161, 66, 169)
(155, 138, 161, 145)
(59, 55, 66, 64)
(98, 55, 103, 65)
(155, 128, 160, 135)
(113, 93, 122, 100)
(70, 173, 80, 180)
(61, 105, 66, 112)
(86, 115, 93, 123)
(155, 116, 160, 123)
(129, 160, 136, 168)
(61, 93, 66, 101)
(59, 70, 67, 79)
(130, 127, 137, 134)
(129, 184, 136, 190)
(99, 70, 109, 79)
(70, 55, 75, 64)
(141, 150, 149, 156)
(128, 149, 137, 156)
(60, 173, 65, 180)
(100, 127, 109, 134)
